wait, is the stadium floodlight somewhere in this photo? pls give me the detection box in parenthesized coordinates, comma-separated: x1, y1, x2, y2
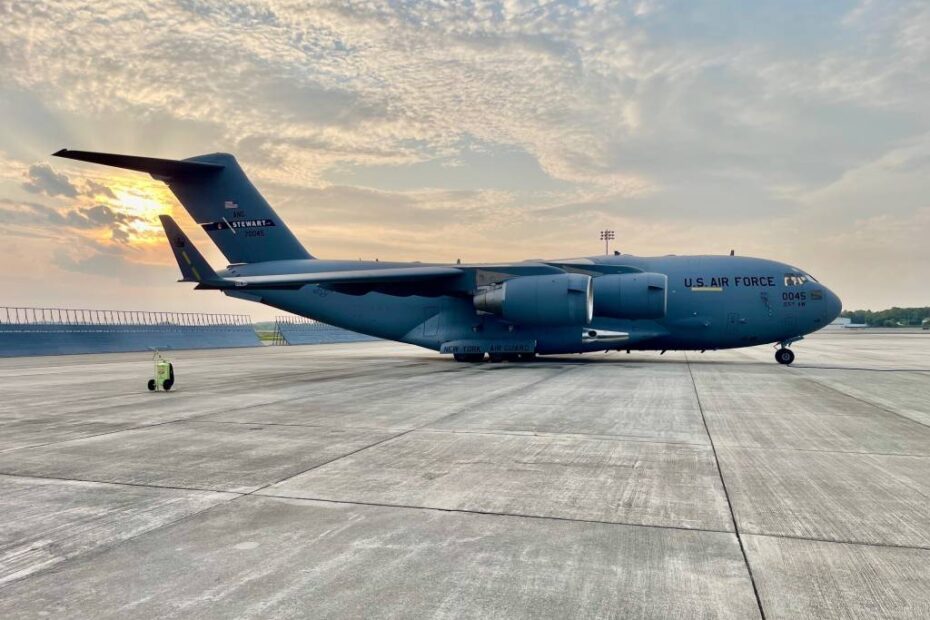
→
(599, 229, 615, 255)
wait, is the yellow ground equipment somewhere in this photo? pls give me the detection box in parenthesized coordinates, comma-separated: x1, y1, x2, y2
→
(147, 349, 175, 392)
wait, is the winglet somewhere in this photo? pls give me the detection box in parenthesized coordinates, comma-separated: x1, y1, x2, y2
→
(158, 215, 222, 285)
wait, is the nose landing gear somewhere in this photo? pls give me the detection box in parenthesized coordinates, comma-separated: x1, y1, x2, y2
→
(775, 348, 795, 365)
(774, 336, 802, 365)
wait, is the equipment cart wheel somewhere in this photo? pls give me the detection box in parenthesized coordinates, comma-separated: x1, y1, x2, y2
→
(775, 348, 795, 365)
(147, 379, 156, 391)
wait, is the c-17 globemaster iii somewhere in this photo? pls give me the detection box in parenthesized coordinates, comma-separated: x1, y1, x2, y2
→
(54, 149, 842, 365)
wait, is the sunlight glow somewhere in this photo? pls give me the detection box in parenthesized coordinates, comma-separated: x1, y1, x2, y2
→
(113, 188, 162, 221)
(97, 179, 177, 247)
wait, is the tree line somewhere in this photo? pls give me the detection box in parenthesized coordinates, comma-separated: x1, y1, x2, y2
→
(841, 307, 930, 327)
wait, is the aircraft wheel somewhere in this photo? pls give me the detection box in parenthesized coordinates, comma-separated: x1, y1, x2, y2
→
(147, 379, 156, 391)
(775, 348, 795, 365)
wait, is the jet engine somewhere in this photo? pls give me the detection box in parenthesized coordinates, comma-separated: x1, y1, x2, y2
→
(592, 273, 667, 319)
(473, 273, 593, 326)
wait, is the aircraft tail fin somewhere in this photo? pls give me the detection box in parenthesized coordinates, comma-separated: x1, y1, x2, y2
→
(158, 215, 221, 285)
(54, 149, 313, 264)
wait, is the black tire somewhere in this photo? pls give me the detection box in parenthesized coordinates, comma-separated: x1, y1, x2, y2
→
(163, 379, 174, 391)
(775, 348, 795, 365)
(147, 379, 156, 391)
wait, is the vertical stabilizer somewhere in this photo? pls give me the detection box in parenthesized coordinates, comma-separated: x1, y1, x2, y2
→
(54, 149, 313, 264)
(169, 153, 312, 264)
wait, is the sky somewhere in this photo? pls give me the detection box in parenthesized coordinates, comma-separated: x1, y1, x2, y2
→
(1, 0, 928, 320)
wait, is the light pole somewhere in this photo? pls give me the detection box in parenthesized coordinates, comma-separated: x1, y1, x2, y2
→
(599, 229, 615, 255)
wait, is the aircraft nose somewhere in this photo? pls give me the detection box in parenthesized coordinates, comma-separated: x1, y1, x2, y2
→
(825, 287, 842, 322)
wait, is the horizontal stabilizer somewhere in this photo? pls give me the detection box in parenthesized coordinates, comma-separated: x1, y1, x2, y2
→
(158, 215, 221, 284)
(53, 149, 223, 180)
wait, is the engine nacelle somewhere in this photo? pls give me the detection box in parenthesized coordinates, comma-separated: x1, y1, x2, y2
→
(474, 273, 593, 326)
(592, 272, 667, 319)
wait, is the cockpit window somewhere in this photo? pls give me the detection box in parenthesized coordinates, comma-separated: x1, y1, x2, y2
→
(784, 273, 807, 287)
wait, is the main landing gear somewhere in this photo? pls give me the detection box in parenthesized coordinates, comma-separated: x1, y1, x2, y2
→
(775, 347, 795, 365)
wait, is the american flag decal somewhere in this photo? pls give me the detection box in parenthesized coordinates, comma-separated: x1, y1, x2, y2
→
(224, 200, 238, 209)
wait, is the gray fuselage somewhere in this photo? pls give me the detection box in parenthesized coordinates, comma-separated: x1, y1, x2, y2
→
(222, 254, 842, 355)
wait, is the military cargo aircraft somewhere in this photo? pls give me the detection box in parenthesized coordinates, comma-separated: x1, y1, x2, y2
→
(54, 149, 842, 365)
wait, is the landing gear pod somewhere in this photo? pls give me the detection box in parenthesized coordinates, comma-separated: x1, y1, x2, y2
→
(148, 349, 175, 391)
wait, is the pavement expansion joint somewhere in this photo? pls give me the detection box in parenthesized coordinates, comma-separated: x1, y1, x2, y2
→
(793, 371, 930, 429)
(686, 351, 768, 620)
(249, 491, 738, 535)
(744, 530, 930, 553)
(0, 471, 244, 496)
(2, 336, 928, 617)
(411, 426, 711, 447)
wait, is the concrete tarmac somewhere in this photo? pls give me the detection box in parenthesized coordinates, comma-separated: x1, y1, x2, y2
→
(0, 332, 928, 618)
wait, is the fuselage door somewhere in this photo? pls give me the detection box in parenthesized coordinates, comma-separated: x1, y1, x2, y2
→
(727, 311, 748, 343)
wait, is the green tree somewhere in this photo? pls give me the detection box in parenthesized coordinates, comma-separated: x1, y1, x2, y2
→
(841, 307, 930, 327)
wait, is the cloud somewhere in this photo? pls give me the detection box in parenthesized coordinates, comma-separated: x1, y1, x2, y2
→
(0, 1, 928, 311)
(83, 179, 117, 199)
(0, 197, 143, 246)
(21, 163, 78, 197)
(4, 1, 927, 195)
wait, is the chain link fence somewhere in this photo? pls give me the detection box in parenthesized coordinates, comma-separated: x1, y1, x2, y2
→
(0, 306, 260, 356)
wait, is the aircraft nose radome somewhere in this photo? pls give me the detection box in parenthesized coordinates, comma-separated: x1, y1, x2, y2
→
(826, 288, 843, 322)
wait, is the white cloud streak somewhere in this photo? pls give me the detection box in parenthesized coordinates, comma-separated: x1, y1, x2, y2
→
(0, 0, 928, 311)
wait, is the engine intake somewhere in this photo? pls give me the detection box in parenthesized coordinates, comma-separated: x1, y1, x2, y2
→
(592, 273, 667, 319)
(474, 273, 593, 326)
